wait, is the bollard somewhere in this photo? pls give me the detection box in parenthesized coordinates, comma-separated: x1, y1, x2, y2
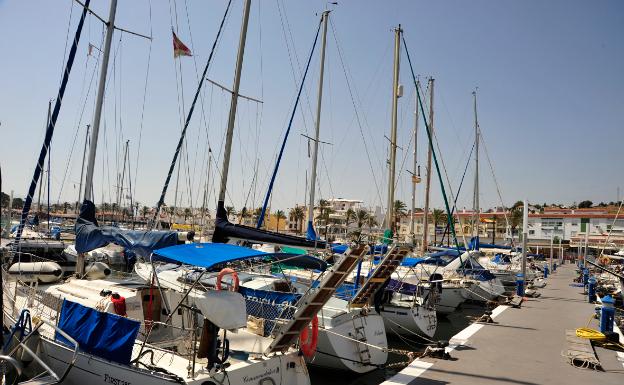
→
(543, 265, 549, 278)
(582, 269, 589, 287)
(587, 277, 597, 303)
(600, 295, 615, 334)
(516, 273, 525, 297)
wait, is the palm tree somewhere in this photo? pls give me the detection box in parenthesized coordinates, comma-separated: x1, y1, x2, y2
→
(510, 207, 523, 239)
(356, 209, 369, 229)
(432, 209, 446, 245)
(393, 200, 407, 230)
(345, 208, 356, 237)
(141, 206, 150, 219)
(274, 210, 286, 233)
(366, 214, 378, 242)
(292, 206, 305, 234)
(225, 206, 236, 220)
(183, 208, 192, 222)
(317, 199, 334, 240)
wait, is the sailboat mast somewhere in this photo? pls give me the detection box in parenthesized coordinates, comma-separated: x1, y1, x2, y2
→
(421, 78, 434, 253)
(472, 90, 480, 247)
(217, 0, 252, 205)
(83, 0, 118, 202)
(410, 84, 419, 243)
(385, 25, 402, 234)
(76, 124, 90, 212)
(306, 10, 330, 237)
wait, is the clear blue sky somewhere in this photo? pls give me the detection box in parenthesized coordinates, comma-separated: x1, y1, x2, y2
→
(1, 0, 623, 213)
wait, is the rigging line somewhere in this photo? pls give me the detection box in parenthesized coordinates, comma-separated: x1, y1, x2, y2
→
(12, 0, 90, 249)
(392, 88, 416, 194)
(152, 0, 234, 227)
(275, 0, 313, 135)
(478, 128, 510, 229)
(599, 199, 624, 256)
(440, 142, 475, 245)
(329, 17, 384, 208)
(256, 17, 323, 229)
(58, 0, 75, 89)
(132, 0, 153, 205)
(330, 18, 387, 192)
(403, 38, 460, 252)
(55, 40, 102, 205)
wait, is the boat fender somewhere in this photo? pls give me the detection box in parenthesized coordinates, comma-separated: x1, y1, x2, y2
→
(7, 262, 63, 283)
(299, 315, 318, 358)
(85, 262, 112, 279)
(216, 268, 239, 291)
(110, 293, 127, 316)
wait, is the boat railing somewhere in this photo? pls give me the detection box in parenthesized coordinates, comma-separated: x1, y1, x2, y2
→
(2, 313, 80, 385)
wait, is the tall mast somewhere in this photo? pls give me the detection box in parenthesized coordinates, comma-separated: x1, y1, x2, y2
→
(217, 0, 251, 206)
(76, 124, 90, 212)
(83, 0, 118, 202)
(306, 10, 330, 238)
(421, 78, 434, 253)
(118, 139, 130, 219)
(385, 25, 402, 234)
(37, 100, 52, 215)
(472, 89, 480, 248)
(409, 83, 420, 244)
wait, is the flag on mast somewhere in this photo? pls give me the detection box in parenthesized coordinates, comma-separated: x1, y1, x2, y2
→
(172, 31, 192, 58)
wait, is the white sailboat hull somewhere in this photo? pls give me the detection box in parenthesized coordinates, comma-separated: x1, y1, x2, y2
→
(379, 303, 437, 338)
(309, 312, 387, 373)
(37, 333, 311, 385)
(462, 278, 505, 302)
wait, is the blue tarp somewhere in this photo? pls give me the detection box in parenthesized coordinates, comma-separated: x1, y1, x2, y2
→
(153, 243, 326, 271)
(56, 300, 140, 365)
(468, 236, 512, 250)
(306, 220, 319, 241)
(75, 200, 180, 257)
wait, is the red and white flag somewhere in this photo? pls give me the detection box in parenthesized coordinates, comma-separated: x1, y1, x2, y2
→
(172, 31, 192, 58)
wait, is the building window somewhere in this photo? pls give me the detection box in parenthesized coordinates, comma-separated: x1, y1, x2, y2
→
(541, 218, 563, 228)
(529, 230, 535, 235)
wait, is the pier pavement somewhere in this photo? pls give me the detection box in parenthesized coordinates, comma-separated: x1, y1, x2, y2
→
(384, 263, 623, 385)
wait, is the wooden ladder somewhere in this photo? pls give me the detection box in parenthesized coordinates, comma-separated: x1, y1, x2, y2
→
(349, 246, 410, 308)
(265, 244, 369, 354)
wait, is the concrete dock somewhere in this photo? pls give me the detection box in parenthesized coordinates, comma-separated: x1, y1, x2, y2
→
(384, 264, 624, 385)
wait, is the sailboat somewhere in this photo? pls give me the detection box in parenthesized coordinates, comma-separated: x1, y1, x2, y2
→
(2, 1, 311, 384)
(143, 10, 390, 374)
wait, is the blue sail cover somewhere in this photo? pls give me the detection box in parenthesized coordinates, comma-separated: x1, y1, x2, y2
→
(75, 200, 180, 257)
(306, 220, 318, 241)
(468, 236, 512, 250)
(56, 300, 140, 365)
(212, 201, 327, 249)
(153, 242, 327, 271)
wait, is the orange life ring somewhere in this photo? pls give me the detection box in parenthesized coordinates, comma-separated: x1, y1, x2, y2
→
(216, 268, 239, 291)
(299, 315, 319, 358)
(599, 256, 610, 265)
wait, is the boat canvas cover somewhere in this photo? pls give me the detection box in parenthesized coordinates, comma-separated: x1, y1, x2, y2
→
(153, 243, 327, 271)
(75, 200, 179, 256)
(212, 201, 327, 249)
(56, 299, 140, 365)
